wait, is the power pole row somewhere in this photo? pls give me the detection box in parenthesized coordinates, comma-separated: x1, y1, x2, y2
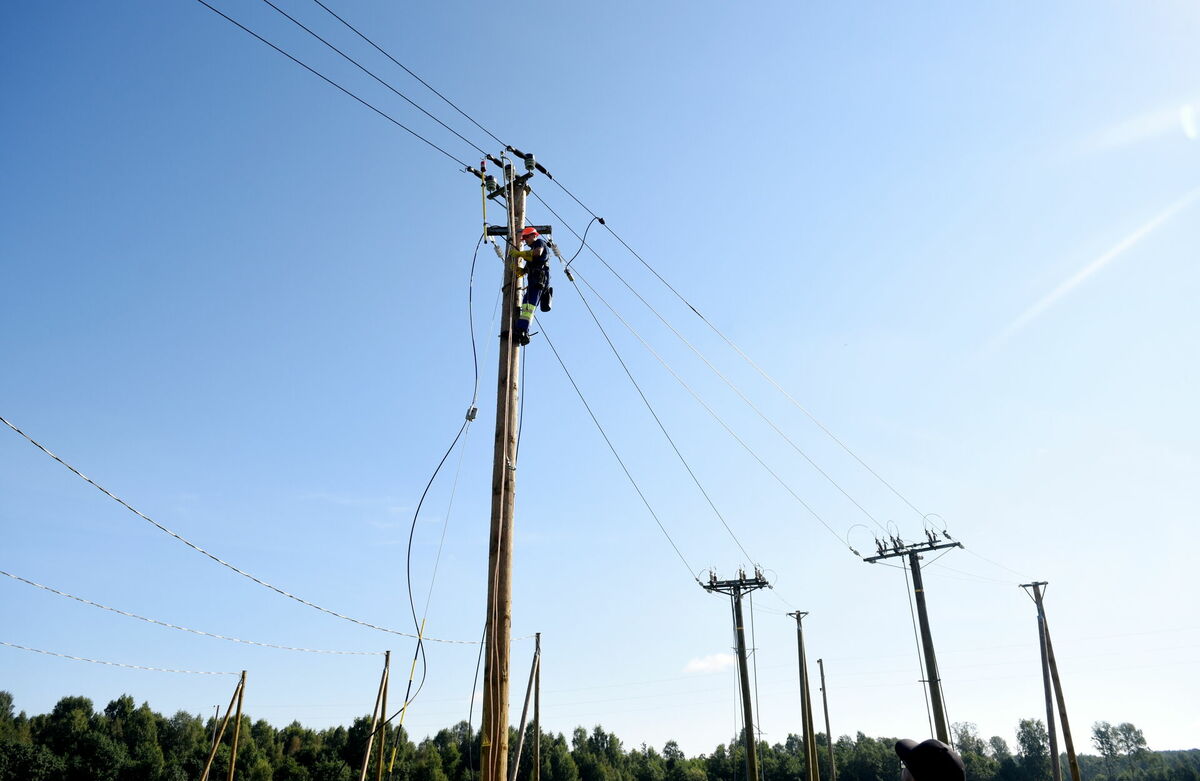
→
(789, 612, 819, 781)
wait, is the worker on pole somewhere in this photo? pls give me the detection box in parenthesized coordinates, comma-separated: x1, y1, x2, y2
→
(508, 226, 552, 345)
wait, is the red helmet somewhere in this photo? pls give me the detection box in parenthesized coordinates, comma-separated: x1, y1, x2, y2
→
(520, 227, 540, 241)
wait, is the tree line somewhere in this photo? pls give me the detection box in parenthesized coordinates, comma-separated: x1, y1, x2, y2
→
(1, 691, 1196, 781)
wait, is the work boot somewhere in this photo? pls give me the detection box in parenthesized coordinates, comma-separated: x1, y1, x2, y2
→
(516, 331, 531, 346)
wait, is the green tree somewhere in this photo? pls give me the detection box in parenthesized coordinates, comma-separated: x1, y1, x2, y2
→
(1016, 719, 1050, 781)
(1093, 722, 1120, 779)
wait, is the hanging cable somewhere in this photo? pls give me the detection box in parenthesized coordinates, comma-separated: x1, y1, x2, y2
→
(0, 569, 383, 655)
(540, 326, 698, 581)
(191, 0, 472, 168)
(564, 216, 601, 270)
(1, 641, 238, 675)
(0, 415, 478, 644)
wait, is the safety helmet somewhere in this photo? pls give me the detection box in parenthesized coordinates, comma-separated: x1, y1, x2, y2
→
(520, 227, 540, 241)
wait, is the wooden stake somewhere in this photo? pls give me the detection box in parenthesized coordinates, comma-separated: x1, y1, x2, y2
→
(201, 676, 242, 781)
(361, 654, 390, 781)
(376, 651, 391, 781)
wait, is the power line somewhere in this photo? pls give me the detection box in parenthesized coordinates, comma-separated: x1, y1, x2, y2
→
(0, 414, 476, 645)
(565, 272, 758, 567)
(307, 0, 508, 149)
(532, 190, 889, 533)
(0, 569, 383, 655)
(257, 0, 490, 157)
(570, 267, 860, 558)
(539, 326, 697, 581)
(1, 641, 238, 675)
(191, 0, 472, 168)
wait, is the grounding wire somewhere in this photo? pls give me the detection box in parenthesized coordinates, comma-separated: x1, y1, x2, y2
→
(465, 621, 487, 776)
(191, 0, 472, 169)
(564, 271, 757, 567)
(258, 0, 490, 158)
(0, 414, 475, 644)
(0, 569, 382, 655)
(532, 190, 889, 534)
(564, 216, 600, 270)
(539, 326, 698, 582)
(308, 0, 509, 150)
(2, 641, 237, 675)
(570, 267, 860, 558)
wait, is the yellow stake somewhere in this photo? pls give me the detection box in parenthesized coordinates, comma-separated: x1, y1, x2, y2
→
(387, 618, 427, 773)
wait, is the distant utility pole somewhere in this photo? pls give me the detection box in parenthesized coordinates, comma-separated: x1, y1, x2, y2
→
(1020, 582, 1080, 781)
(787, 611, 819, 781)
(817, 659, 835, 781)
(863, 530, 962, 743)
(477, 149, 536, 781)
(705, 568, 771, 781)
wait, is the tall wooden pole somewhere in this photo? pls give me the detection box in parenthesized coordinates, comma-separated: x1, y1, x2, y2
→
(1023, 582, 1079, 781)
(534, 633, 541, 781)
(360, 654, 390, 781)
(908, 552, 950, 743)
(482, 163, 525, 781)
(1045, 627, 1081, 781)
(817, 659, 835, 781)
(376, 651, 391, 781)
(226, 671, 246, 781)
(732, 588, 760, 781)
(789, 612, 819, 781)
(201, 676, 242, 781)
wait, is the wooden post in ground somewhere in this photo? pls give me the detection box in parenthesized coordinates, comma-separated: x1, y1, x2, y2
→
(201, 676, 243, 781)
(481, 159, 526, 781)
(534, 633, 541, 781)
(360, 654, 390, 781)
(226, 671, 246, 781)
(376, 650, 391, 781)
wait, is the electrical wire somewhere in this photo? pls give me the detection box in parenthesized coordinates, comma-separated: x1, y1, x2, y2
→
(0, 414, 475, 644)
(191, 0, 472, 168)
(1, 641, 238, 675)
(258, 0, 489, 158)
(570, 267, 860, 558)
(565, 274, 757, 566)
(564, 216, 600, 269)
(530, 191, 889, 534)
(540, 177, 933, 527)
(539, 326, 697, 581)
(465, 622, 487, 777)
(308, 0, 509, 150)
(0, 569, 383, 655)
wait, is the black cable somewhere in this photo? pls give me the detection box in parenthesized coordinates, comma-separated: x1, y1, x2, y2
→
(191, 0, 471, 168)
(564, 216, 600, 270)
(309, 0, 509, 150)
(258, 0, 489, 158)
(465, 621, 487, 777)
(540, 326, 697, 581)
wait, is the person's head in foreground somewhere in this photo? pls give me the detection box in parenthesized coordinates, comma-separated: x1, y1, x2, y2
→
(894, 739, 966, 781)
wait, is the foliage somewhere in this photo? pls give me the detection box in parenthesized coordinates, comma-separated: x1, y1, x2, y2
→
(1, 691, 1197, 781)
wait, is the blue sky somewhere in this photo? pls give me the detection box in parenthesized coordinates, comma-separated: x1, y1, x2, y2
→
(2, 0, 1199, 756)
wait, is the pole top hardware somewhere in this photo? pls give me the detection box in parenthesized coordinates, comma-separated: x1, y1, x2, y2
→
(862, 530, 962, 564)
(487, 224, 552, 237)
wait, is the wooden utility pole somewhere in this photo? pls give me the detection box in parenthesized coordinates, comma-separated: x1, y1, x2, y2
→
(704, 569, 770, 781)
(510, 635, 541, 781)
(201, 675, 244, 781)
(817, 659, 835, 781)
(360, 655, 390, 781)
(1021, 582, 1080, 781)
(481, 154, 533, 781)
(376, 650, 391, 781)
(863, 532, 961, 743)
(788, 612, 819, 781)
(534, 633, 541, 781)
(226, 671, 246, 781)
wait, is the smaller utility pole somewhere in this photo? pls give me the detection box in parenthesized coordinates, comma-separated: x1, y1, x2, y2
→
(226, 671, 246, 781)
(1021, 582, 1080, 781)
(704, 568, 770, 781)
(534, 633, 541, 781)
(787, 611, 819, 781)
(817, 659, 835, 781)
(863, 530, 962, 743)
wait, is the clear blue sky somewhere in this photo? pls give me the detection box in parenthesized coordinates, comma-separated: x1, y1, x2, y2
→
(2, 0, 1198, 756)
